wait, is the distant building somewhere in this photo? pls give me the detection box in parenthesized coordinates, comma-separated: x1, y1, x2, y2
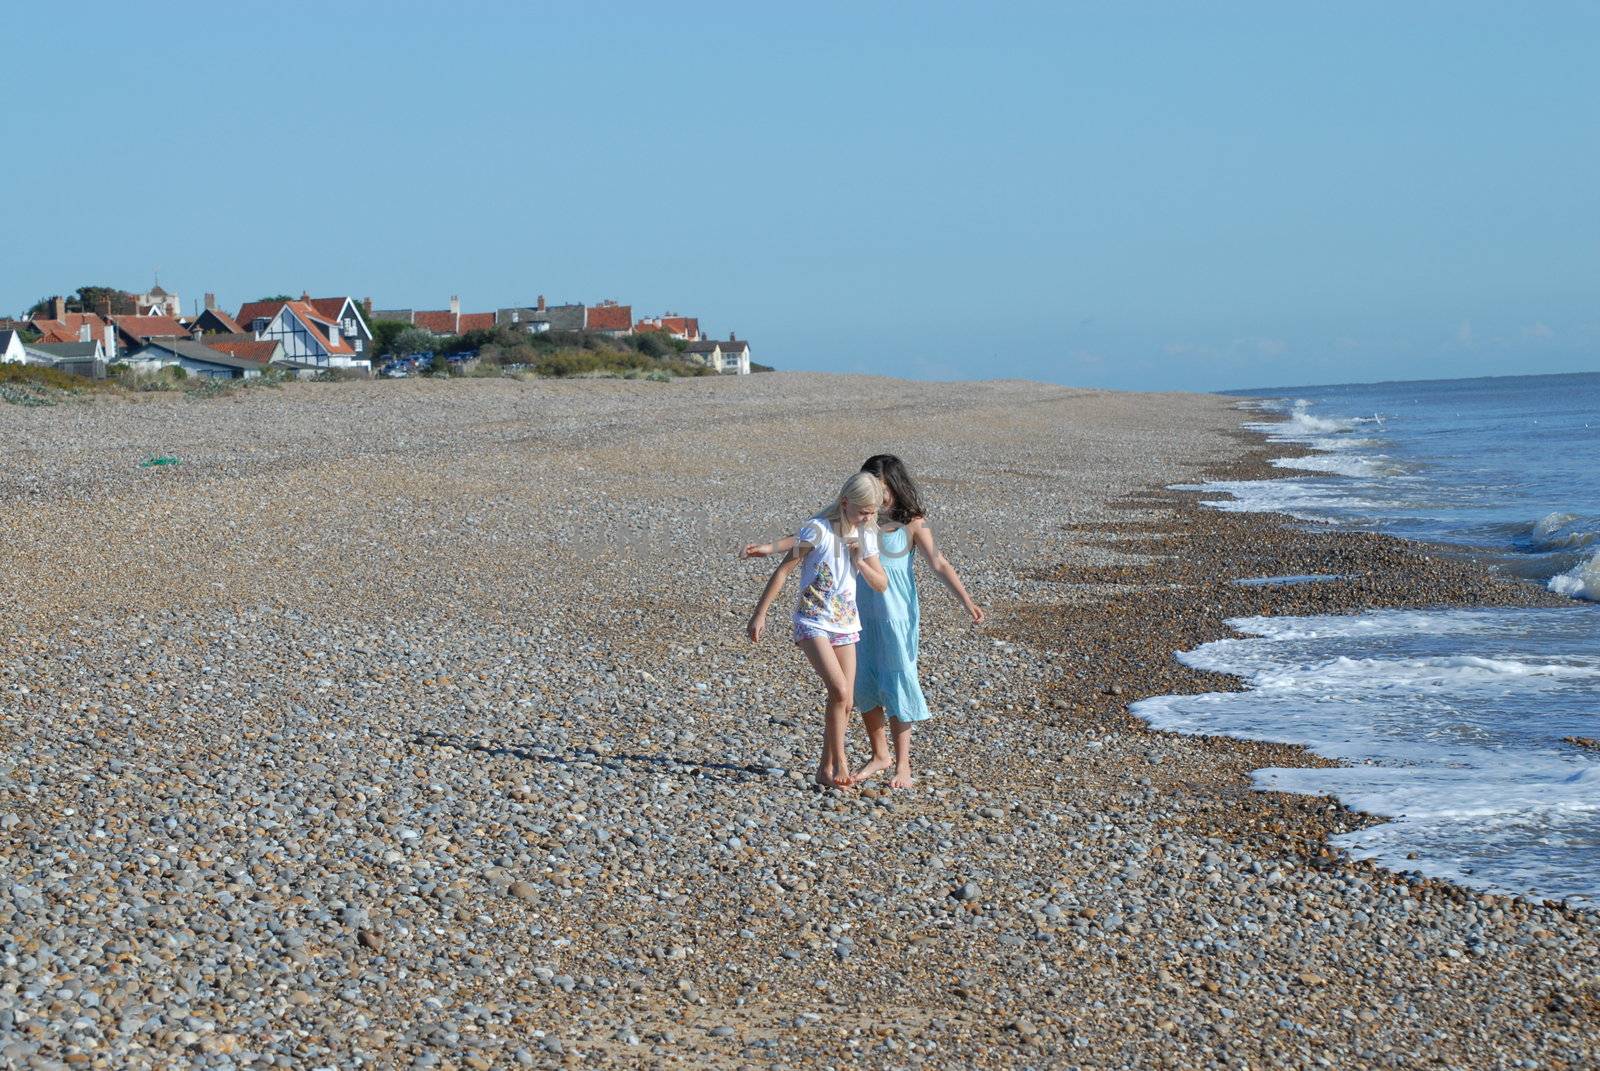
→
(126, 337, 268, 379)
(0, 329, 30, 364)
(189, 293, 244, 336)
(134, 282, 181, 318)
(25, 340, 108, 378)
(496, 295, 582, 333)
(372, 296, 493, 336)
(684, 333, 752, 375)
(584, 300, 632, 337)
(234, 299, 370, 372)
(494, 297, 633, 336)
(237, 294, 374, 355)
(109, 314, 187, 352)
(634, 314, 701, 341)
(30, 310, 118, 358)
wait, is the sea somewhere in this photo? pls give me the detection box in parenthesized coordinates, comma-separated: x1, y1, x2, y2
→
(1132, 371, 1600, 908)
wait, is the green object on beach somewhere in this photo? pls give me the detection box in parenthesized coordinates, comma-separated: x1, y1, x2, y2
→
(138, 455, 181, 468)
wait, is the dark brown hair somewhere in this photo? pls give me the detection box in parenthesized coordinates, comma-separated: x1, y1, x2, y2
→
(859, 454, 925, 525)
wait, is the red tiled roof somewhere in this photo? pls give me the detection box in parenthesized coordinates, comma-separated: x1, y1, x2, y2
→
(111, 315, 187, 341)
(30, 312, 113, 342)
(234, 300, 286, 326)
(204, 338, 278, 364)
(306, 297, 350, 322)
(633, 321, 662, 333)
(585, 304, 632, 333)
(412, 310, 458, 334)
(282, 301, 353, 353)
(457, 312, 495, 332)
(661, 316, 698, 338)
(195, 308, 244, 334)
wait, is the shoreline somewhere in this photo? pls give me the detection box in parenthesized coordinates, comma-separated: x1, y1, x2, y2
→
(0, 375, 1595, 1069)
(1009, 429, 1581, 904)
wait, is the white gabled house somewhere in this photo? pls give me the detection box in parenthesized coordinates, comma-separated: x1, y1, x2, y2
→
(234, 299, 372, 373)
(0, 330, 28, 364)
(683, 334, 753, 375)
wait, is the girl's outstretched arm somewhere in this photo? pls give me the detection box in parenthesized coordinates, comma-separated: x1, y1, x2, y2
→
(748, 547, 802, 642)
(910, 519, 985, 623)
(741, 534, 797, 559)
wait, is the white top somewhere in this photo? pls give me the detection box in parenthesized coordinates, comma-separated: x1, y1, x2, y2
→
(792, 515, 880, 634)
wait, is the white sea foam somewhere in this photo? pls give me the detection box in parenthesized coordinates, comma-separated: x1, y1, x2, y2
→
(1132, 607, 1600, 905)
(1270, 453, 1408, 478)
(1549, 549, 1600, 601)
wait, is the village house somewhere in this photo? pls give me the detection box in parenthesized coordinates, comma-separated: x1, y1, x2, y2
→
(492, 297, 633, 336)
(633, 314, 702, 341)
(371, 297, 494, 336)
(0, 329, 31, 364)
(237, 294, 375, 356)
(110, 314, 188, 352)
(195, 334, 283, 365)
(188, 293, 244, 336)
(29, 301, 120, 358)
(495, 296, 582, 333)
(25, 340, 108, 378)
(584, 300, 632, 337)
(234, 299, 371, 373)
(134, 282, 181, 318)
(125, 337, 268, 379)
(684, 333, 752, 375)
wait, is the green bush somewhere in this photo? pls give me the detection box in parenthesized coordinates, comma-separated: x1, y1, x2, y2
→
(0, 363, 103, 392)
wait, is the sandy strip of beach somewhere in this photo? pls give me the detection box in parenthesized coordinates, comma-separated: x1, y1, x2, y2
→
(0, 374, 1594, 1069)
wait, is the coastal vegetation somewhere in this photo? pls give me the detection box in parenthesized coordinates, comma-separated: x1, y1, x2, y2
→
(371, 321, 716, 379)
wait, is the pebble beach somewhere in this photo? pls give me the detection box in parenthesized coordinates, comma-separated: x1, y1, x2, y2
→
(1, 373, 1595, 1070)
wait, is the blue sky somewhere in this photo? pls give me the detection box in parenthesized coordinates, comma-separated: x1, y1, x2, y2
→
(4, 1, 1596, 391)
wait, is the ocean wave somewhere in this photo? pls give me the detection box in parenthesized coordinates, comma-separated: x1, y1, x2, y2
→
(1133, 606, 1600, 905)
(1270, 453, 1409, 478)
(1528, 511, 1600, 551)
(1549, 549, 1600, 601)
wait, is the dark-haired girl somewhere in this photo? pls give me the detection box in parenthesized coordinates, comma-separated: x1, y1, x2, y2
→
(742, 455, 983, 788)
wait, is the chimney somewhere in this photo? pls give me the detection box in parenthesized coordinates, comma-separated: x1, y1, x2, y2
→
(79, 323, 91, 342)
(104, 323, 116, 360)
(300, 291, 310, 301)
(191, 324, 204, 341)
(536, 294, 546, 312)
(204, 292, 216, 311)
(729, 331, 736, 342)
(51, 296, 65, 321)
(449, 295, 460, 316)
(362, 297, 372, 317)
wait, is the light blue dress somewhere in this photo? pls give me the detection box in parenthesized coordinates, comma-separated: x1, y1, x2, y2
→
(855, 525, 931, 723)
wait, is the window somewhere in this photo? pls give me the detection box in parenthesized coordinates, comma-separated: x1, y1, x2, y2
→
(354, 339, 364, 353)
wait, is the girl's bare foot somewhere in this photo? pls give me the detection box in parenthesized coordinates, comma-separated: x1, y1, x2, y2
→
(851, 754, 894, 784)
(889, 770, 915, 789)
(814, 766, 855, 789)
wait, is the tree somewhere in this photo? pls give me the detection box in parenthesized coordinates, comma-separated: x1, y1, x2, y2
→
(254, 294, 294, 304)
(25, 286, 137, 318)
(369, 319, 414, 358)
(390, 327, 436, 357)
(73, 286, 137, 316)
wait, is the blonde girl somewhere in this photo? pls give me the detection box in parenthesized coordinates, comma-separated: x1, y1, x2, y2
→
(743, 455, 983, 788)
(747, 472, 889, 788)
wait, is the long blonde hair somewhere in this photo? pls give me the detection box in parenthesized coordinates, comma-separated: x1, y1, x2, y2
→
(823, 471, 884, 540)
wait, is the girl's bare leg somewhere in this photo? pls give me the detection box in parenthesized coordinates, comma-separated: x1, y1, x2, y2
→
(889, 719, 914, 788)
(852, 706, 894, 783)
(798, 638, 856, 788)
